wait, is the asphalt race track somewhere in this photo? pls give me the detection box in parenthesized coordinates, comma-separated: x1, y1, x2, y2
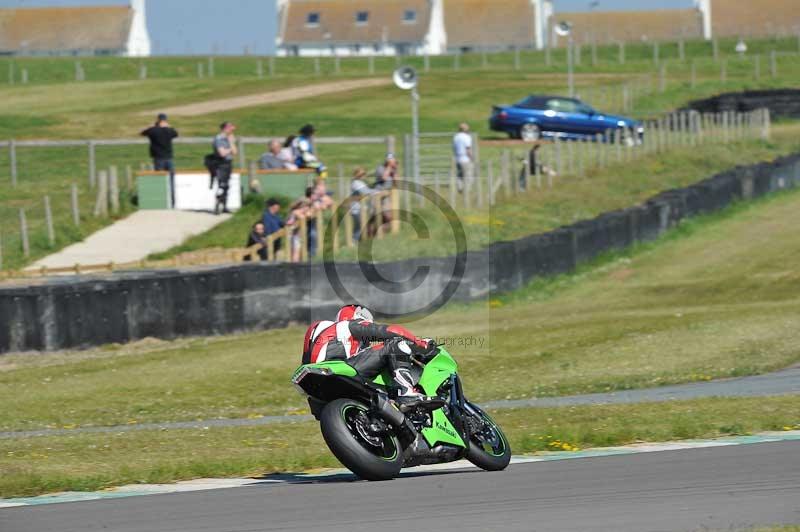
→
(2, 441, 797, 532)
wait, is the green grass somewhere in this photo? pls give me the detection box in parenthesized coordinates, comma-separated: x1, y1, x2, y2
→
(2, 36, 800, 269)
(160, 125, 800, 262)
(0, 395, 796, 498)
(3, 186, 800, 432)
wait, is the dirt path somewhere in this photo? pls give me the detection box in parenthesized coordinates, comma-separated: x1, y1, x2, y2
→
(28, 211, 231, 269)
(142, 78, 391, 117)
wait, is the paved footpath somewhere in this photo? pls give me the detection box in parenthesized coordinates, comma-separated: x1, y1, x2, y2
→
(2, 365, 797, 440)
(29, 210, 231, 269)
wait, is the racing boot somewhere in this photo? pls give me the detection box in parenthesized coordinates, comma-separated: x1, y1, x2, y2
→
(393, 368, 442, 411)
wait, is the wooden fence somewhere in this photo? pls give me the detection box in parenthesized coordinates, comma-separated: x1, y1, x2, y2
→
(0, 190, 400, 281)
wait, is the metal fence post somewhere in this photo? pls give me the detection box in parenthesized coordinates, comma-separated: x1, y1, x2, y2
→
(88, 141, 96, 189)
(9, 139, 17, 187)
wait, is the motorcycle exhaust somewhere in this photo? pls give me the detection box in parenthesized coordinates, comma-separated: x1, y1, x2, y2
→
(374, 395, 417, 445)
(374, 394, 406, 427)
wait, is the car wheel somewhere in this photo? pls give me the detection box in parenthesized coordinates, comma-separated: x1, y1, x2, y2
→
(519, 124, 541, 142)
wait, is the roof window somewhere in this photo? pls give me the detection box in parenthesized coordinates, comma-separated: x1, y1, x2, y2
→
(306, 12, 320, 27)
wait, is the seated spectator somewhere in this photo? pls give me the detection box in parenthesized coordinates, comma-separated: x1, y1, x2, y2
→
(374, 153, 398, 190)
(350, 167, 374, 242)
(293, 124, 327, 178)
(259, 139, 298, 170)
(244, 222, 268, 261)
(262, 198, 285, 255)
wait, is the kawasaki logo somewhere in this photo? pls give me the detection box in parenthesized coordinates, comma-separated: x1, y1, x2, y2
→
(435, 421, 457, 438)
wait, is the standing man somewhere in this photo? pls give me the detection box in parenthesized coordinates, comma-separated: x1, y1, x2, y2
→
(212, 121, 238, 214)
(452, 122, 474, 193)
(141, 113, 178, 207)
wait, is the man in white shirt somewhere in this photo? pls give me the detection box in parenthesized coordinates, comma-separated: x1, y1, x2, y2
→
(452, 123, 474, 192)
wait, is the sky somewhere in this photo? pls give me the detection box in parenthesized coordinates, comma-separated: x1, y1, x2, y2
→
(0, 0, 696, 55)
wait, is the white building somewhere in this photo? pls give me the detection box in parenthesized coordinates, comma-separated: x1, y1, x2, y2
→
(0, 0, 150, 57)
(276, 0, 552, 57)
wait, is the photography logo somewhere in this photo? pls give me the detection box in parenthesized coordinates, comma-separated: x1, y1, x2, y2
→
(322, 179, 467, 320)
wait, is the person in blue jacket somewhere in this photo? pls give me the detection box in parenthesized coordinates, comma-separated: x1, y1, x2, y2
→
(262, 198, 285, 254)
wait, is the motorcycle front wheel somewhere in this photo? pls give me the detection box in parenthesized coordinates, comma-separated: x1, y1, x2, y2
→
(464, 402, 512, 471)
(319, 398, 403, 481)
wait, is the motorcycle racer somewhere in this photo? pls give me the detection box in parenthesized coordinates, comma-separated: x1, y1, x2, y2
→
(302, 305, 434, 400)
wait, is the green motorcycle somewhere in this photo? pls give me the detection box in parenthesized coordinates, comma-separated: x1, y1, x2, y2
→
(291, 345, 511, 480)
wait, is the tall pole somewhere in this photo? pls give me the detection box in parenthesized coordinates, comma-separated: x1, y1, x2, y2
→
(411, 86, 421, 187)
(567, 35, 575, 97)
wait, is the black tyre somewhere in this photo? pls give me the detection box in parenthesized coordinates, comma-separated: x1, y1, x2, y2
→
(319, 398, 403, 481)
(465, 403, 511, 471)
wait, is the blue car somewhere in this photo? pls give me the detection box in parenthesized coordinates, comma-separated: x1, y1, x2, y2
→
(489, 95, 643, 143)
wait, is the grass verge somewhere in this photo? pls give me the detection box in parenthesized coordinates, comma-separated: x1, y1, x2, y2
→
(3, 186, 800, 432)
(0, 395, 797, 499)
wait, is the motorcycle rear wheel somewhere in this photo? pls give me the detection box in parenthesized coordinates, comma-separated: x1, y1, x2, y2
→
(319, 398, 403, 481)
(465, 403, 511, 471)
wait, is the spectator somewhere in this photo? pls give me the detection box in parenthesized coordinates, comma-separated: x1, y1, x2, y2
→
(212, 121, 238, 215)
(141, 113, 178, 207)
(280, 136, 297, 166)
(262, 197, 285, 255)
(286, 199, 311, 263)
(244, 221, 268, 261)
(350, 167, 374, 242)
(293, 124, 327, 177)
(259, 139, 298, 170)
(303, 182, 334, 259)
(374, 153, 398, 191)
(452, 122, 474, 193)
(521, 144, 556, 190)
(373, 153, 397, 227)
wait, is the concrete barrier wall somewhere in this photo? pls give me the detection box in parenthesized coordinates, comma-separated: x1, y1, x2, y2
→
(686, 89, 800, 119)
(2, 153, 800, 354)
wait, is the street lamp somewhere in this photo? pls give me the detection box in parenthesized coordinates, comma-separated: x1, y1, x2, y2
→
(393, 66, 420, 184)
(556, 21, 575, 97)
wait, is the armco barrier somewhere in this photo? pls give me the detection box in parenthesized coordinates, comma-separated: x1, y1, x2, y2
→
(1, 153, 800, 354)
